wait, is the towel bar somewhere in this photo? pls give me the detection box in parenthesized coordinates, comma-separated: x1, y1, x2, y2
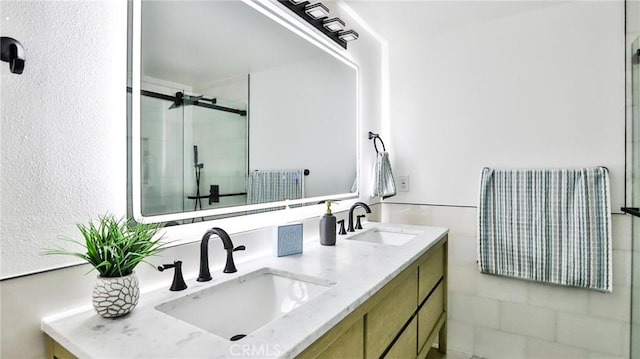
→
(252, 169, 310, 176)
(621, 207, 640, 218)
(368, 131, 386, 153)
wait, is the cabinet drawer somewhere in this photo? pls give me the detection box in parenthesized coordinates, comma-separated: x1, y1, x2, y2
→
(384, 316, 417, 359)
(313, 317, 364, 359)
(418, 244, 444, 302)
(417, 281, 444, 354)
(366, 269, 418, 359)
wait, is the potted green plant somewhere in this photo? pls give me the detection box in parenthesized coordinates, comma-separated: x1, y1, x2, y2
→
(45, 214, 166, 318)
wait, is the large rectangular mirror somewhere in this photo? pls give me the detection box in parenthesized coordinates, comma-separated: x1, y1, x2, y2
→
(129, 0, 359, 224)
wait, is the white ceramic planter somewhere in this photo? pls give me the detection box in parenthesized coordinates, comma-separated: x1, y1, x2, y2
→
(92, 272, 140, 318)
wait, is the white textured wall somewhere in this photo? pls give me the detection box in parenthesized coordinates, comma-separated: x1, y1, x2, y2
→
(0, 1, 382, 358)
(0, 1, 128, 278)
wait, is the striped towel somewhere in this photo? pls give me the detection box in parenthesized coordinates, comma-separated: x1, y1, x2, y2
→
(247, 170, 304, 205)
(478, 167, 612, 292)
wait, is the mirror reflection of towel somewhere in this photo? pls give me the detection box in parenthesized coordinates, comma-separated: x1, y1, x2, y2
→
(247, 170, 304, 204)
(371, 151, 396, 199)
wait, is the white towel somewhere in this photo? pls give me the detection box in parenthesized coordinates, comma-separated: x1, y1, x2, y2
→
(371, 151, 396, 199)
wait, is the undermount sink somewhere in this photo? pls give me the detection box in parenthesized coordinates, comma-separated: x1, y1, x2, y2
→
(155, 268, 335, 341)
(347, 227, 423, 246)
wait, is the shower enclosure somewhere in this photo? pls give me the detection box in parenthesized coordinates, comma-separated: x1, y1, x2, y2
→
(139, 85, 248, 218)
(630, 37, 639, 359)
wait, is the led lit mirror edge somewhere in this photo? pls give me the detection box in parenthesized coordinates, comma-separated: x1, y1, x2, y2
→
(130, 0, 361, 225)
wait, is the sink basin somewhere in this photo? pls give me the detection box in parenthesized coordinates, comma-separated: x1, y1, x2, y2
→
(155, 268, 334, 341)
(347, 227, 423, 246)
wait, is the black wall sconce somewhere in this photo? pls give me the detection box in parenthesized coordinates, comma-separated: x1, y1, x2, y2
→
(279, 1, 359, 49)
(1, 37, 25, 74)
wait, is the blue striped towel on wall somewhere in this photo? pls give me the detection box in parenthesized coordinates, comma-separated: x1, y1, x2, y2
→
(477, 167, 612, 292)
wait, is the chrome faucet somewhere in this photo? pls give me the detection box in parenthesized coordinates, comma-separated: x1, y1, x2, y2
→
(197, 227, 246, 282)
(347, 202, 371, 232)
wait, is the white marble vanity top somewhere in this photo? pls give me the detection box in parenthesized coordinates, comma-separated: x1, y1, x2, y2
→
(41, 222, 448, 359)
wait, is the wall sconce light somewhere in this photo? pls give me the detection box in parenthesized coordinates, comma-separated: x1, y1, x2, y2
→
(323, 18, 345, 32)
(338, 30, 359, 42)
(279, 1, 358, 49)
(304, 3, 330, 20)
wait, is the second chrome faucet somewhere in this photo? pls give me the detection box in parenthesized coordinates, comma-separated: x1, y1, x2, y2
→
(197, 227, 246, 282)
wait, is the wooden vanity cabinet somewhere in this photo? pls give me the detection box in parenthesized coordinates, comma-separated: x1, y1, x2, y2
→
(366, 266, 418, 359)
(417, 243, 446, 358)
(46, 335, 77, 359)
(298, 236, 448, 359)
(300, 316, 365, 359)
(385, 317, 418, 359)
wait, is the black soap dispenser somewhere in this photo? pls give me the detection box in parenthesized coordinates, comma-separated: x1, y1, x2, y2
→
(319, 201, 337, 246)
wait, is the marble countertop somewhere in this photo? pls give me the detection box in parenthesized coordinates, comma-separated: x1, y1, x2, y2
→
(42, 222, 448, 359)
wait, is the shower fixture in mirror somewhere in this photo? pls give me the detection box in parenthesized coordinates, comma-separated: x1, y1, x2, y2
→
(129, 0, 358, 224)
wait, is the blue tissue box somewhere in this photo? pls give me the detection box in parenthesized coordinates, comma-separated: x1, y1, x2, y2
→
(273, 223, 303, 257)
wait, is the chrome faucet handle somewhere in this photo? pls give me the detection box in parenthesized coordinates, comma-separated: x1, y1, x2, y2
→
(355, 215, 365, 230)
(337, 219, 347, 235)
(157, 260, 188, 291)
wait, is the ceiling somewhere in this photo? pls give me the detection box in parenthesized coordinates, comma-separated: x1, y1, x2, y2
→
(344, 1, 567, 41)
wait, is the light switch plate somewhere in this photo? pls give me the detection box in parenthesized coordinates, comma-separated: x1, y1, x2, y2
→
(399, 175, 409, 192)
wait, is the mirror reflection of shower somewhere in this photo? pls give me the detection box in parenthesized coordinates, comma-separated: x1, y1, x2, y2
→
(630, 37, 640, 359)
(191, 145, 204, 211)
(168, 91, 218, 110)
(139, 76, 249, 218)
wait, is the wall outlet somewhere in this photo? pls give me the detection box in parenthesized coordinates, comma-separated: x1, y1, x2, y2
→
(399, 175, 409, 192)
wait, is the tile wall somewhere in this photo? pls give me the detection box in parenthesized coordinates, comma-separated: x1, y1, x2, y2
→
(382, 203, 631, 359)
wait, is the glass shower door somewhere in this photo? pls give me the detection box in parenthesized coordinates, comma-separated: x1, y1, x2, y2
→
(630, 37, 639, 359)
